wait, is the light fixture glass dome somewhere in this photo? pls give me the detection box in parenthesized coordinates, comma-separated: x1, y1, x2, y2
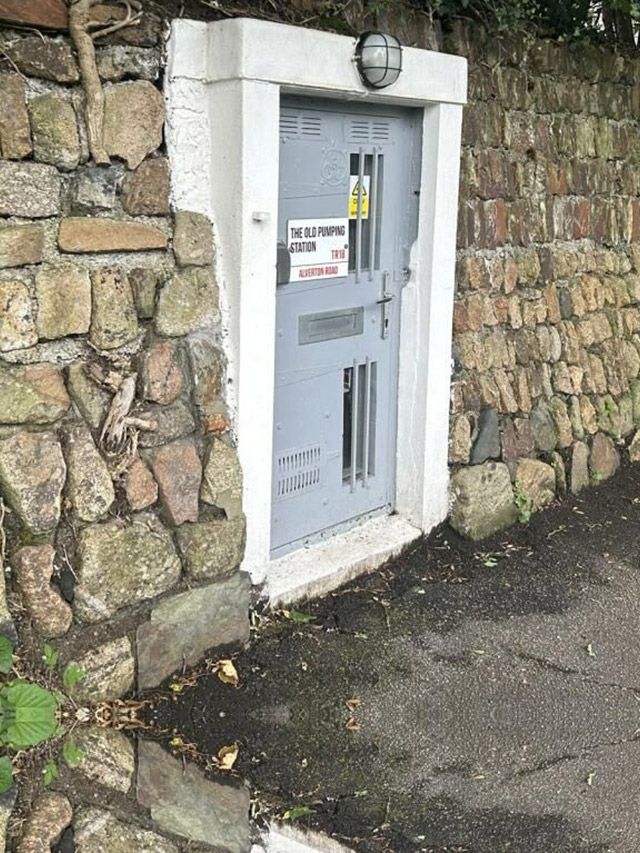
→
(355, 31, 403, 89)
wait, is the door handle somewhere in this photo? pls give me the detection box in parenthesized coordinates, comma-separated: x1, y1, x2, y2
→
(378, 270, 393, 339)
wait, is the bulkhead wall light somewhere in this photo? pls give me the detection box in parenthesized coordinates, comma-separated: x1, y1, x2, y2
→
(355, 31, 403, 89)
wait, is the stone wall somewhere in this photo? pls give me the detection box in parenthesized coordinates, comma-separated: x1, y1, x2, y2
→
(2, 8, 640, 852)
(0, 14, 249, 735)
(2, 16, 638, 645)
(0, 11, 253, 852)
(447, 22, 640, 538)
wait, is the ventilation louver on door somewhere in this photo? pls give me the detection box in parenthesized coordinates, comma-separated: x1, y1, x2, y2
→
(275, 444, 324, 499)
(347, 119, 391, 143)
(280, 113, 324, 140)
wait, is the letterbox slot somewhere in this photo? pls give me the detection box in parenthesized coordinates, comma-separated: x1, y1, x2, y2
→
(299, 307, 364, 345)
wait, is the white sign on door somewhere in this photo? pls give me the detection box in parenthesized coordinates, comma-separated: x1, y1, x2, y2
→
(287, 217, 349, 283)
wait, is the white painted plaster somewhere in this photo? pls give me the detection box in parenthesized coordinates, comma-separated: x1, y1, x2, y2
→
(396, 102, 464, 532)
(166, 17, 467, 599)
(188, 17, 466, 106)
(165, 31, 211, 216)
(205, 78, 280, 573)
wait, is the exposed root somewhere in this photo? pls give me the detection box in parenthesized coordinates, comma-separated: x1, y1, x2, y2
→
(68, 0, 109, 164)
(0, 498, 7, 566)
(124, 415, 156, 431)
(108, 427, 139, 480)
(100, 374, 136, 452)
(68, 0, 142, 164)
(0, 44, 29, 81)
(91, 367, 157, 476)
(89, 0, 142, 39)
(93, 698, 153, 730)
(86, 361, 123, 393)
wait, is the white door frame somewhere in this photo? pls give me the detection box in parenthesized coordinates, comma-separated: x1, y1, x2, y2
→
(166, 17, 467, 604)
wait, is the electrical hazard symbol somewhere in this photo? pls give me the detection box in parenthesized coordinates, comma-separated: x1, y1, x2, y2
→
(349, 175, 370, 220)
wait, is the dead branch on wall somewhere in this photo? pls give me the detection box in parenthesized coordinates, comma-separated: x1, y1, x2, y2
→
(0, 498, 6, 566)
(97, 370, 157, 477)
(100, 373, 137, 451)
(68, 0, 142, 164)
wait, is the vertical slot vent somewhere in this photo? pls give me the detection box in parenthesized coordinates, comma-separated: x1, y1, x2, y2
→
(343, 360, 377, 488)
(348, 153, 384, 274)
(276, 444, 324, 499)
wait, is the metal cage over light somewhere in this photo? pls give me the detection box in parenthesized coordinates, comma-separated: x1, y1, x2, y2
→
(355, 31, 403, 89)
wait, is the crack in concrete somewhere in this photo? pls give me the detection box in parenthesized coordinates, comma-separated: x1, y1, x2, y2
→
(513, 731, 640, 780)
(510, 649, 640, 698)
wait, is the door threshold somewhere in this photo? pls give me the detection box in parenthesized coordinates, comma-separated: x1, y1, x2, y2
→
(266, 514, 421, 607)
(260, 821, 356, 853)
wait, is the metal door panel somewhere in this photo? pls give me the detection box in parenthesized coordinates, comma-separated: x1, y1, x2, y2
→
(271, 98, 420, 555)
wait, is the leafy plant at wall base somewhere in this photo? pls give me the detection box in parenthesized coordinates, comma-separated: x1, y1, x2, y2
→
(0, 680, 61, 794)
(0, 636, 13, 675)
(590, 470, 603, 482)
(0, 681, 59, 750)
(62, 740, 85, 769)
(514, 483, 533, 524)
(43, 644, 59, 671)
(62, 664, 85, 691)
(282, 610, 315, 624)
(0, 757, 12, 794)
(43, 760, 59, 786)
(282, 806, 317, 821)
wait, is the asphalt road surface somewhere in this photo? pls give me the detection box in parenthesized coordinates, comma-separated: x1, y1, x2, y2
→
(164, 464, 640, 853)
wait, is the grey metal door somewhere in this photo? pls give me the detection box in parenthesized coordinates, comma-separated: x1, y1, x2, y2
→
(271, 97, 420, 556)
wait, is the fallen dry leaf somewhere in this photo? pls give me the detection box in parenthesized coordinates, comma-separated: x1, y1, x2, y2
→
(217, 659, 239, 687)
(218, 743, 239, 771)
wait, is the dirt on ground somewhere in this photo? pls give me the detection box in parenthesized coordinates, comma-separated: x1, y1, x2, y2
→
(144, 461, 640, 853)
(9, 458, 639, 851)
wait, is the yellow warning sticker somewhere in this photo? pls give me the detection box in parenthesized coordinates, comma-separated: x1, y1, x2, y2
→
(349, 175, 370, 220)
